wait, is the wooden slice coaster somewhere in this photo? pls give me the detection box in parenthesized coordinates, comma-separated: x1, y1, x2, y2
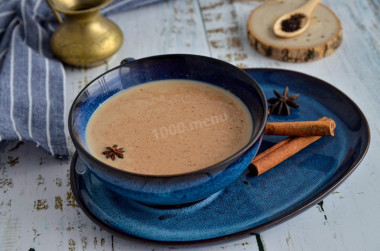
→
(247, 0, 342, 62)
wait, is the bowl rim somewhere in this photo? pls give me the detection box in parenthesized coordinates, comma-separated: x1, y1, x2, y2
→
(68, 54, 268, 178)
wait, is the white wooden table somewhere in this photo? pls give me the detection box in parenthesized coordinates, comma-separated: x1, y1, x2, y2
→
(1, 0, 379, 250)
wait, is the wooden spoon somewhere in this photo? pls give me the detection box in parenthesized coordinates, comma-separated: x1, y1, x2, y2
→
(273, 0, 321, 38)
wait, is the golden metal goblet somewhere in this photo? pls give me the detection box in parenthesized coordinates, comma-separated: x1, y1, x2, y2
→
(47, 0, 123, 67)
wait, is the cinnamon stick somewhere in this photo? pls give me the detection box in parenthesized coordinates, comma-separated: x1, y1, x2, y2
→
(250, 117, 335, 176)
(265, 120, 335, 136)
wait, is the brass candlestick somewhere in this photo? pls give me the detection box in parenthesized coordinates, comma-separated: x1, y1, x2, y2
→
(47, 0, 123, 67)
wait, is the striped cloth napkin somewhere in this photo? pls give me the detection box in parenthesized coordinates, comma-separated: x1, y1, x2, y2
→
(0, 0, 162, 158)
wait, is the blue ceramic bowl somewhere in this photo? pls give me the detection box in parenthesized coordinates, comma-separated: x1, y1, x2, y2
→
(68, 54, 267, 205)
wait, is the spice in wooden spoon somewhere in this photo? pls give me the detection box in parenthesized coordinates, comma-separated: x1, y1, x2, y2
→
(273, 0, 321, 38)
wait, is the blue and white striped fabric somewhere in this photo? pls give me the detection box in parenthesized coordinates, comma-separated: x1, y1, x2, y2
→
(0, 0, 163, 158)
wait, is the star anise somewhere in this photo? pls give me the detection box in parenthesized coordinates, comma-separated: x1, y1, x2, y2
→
(102, 145, 124, 160)
(268, 87, 300, 115)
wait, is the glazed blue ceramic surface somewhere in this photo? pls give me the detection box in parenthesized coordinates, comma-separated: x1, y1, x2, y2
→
(70, 69, 370, 243)
(68, 54, 268, 205)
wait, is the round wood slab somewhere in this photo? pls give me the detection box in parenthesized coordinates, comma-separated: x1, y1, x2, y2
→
(247, 0, 342, 62)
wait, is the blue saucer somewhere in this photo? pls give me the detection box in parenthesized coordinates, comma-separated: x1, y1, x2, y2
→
(70, 69, 370, 243)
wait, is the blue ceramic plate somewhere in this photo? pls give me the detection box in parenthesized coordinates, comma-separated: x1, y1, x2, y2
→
(70, 69, 370, 243)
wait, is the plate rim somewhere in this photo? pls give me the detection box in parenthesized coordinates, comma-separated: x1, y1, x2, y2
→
(70, 68, 371, 245)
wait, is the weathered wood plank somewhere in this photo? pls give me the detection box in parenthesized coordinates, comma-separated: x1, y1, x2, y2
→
(109, 0, 210, 61)
(199, 0, 251, 67)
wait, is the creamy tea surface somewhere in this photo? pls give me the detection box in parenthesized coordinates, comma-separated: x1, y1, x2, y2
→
(86, 80, 253, 176)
